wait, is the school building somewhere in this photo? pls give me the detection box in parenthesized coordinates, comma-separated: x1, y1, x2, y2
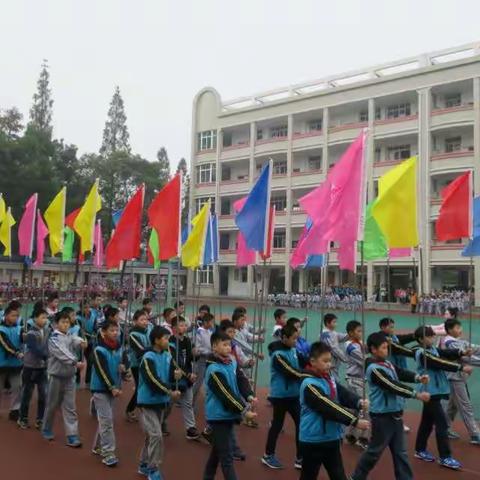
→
(189, 42, 480, 302)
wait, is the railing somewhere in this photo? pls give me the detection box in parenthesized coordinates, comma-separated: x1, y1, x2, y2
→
(431, 103, 474, 115)
(373, 159, 404, 168)
(292, 130, 323, 139)
(197, 148, 216, 155)
(291, 169, 322, 176)
(194, 182, 216, 188)
(219, 178, 249, 185)
(329, 121, 367, 133)
(222, 141, 250, 151)
(431, 149, 474, 161)
(255, 135, 288, 146)
(374, 114, 418, 125)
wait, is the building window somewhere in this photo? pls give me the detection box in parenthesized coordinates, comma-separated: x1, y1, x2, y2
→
(197, 130, 217, 151)
(195, 197, 216, 214)
(374, 147, 381, 162)
(308, 119, 323, 132)
(196, 163, 216, 184)
(219, 233, 230, 250)
(445, 93, 462, 108)
(291, 239, 298, 248)
(273, 160, 287, 175)
(222, 131, 233, 148)
(386, 103, 411, 119)
(271, 196, 287, 211)
(270, 125, 288, 138)
(220, 198, 230, 216)
(256, 128, 263, 140)
(221, 166, 231, 181)
(273, 231, 286, 249)
(359, 111, 368, 122)
(308, 155, 321, 171)
(196, 266, 213, 285)
(445, 136, 462, 153)
(387, 144, 411, 161)
(233, 267, 248, 283)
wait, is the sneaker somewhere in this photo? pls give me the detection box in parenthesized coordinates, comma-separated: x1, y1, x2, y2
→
(448, 430, 460, 440)
(261, 454, 284, 469)
(8, 409, 19, 422)
(17, 418, 29, 430)
(126, 411, 137, 423)
(414, 451, 435, 463)
(102, 455, 119, 467)
(42, 429, 55, 441)
(439, 457, 462, 470)
(92, 446, 103, 456)
(345, 434, 357, 445)
(35, 419, 43, 430)
(233, 450, 246, 461)
(138, 462, 150, 476)
(201, 428, 213, 445)
(355, 438, 369, 450)
(161, 423, 170, 437)
(294, 458, 302, 470)
(244, 418, 259, 429)
(470, 434, 480, 445)
(66, 435, 82, 448)
(403, 424, 411, 433)
(147, 470, 163, 480)
(186, 427, 201, 440)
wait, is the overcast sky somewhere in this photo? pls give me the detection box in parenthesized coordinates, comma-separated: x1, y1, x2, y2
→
(1, 0, 480, 169)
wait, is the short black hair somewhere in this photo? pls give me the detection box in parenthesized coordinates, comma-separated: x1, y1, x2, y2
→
(132, 309, 148, 322)
(171, 316, 185, 328)
(101, 320, 119, 331)
(346, 320, 361, 334)
(61, 306, 75, 316)
(3, 306, 19, 317)
(91, 293, 102, 300)
(150, 325, 171, 343)
(367, 332, 388, 353)
(274, 308, 286, 320)
(174, 300, 184, 309)
(444, 318, 461, 334)
(323, 313, 337, 326)
(232, 310, 245, 323)
(310, 341, 332, 359)
(7, 300, 22, 311)
(47, 292, 59, 302)
(54, 311, 71, 323)
(143, 298, 153, 306)
(280, 323, 298, 339)
(446, 307, 459, 319)
(163, 307, 174, 317)
(286, 317, 301, 328)
(199, 304, 210, 313)
(33, 308, 48, 318)
(105, 307, 119, 320)
(32, 300, 46, 317)
(233, 306, 246, 315)
(210, 331, 231, 347)
(202, 313, 214, 324)
(379, 317, 394, 329)
(220, 319, 235, 331)
(117, 296, 127, 303)
(414, 326, 435, 341)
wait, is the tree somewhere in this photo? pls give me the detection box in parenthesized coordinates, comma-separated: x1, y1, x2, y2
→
(0, 108, 23, 139)
(100, 86, 131, 156)
(176, 158, 190, 224)
(29, 60, 53, 135)
(156, 147, 171, 184)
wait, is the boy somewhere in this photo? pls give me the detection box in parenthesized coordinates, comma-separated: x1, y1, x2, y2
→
(414, 326, 472, 470)
(143, 298, 157, 325)
(378, 317, 416, 370)
(18, 308, 49, 429)
(42, 311, 86, 447)
(196, 304, 211, 329)
(299, 341, 370, 480)
(80, 297, 101, 385)
(160, 307, 175, 335)
(232, 310, 263, 375)
(272, 308, 287, 339)
(319, 314, 348, 381)
(441, 318, 480, 443)
(262, 323, 309, 470)
(203, 331, 257, 480)
(0, 306, 23, 421)
(286, 317, 310, 368)
(91, 320, 127, 466)
(137, 326, 181, 480)
(45, 292, 60, 322)
(117, 297, 129, 324)
(350, 332, 430, 480)
(175, 300, 191, 331)
(344, 320, 369, 449)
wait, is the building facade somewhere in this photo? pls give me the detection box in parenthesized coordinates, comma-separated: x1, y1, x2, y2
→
(189, 42, 480, 302)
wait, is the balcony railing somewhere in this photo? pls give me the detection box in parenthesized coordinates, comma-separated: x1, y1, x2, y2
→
(219, 177, 249, 185)
(373, 158, 404, 168)
(222, 141, 250, 151)
(431, 148, 474, 161)
(374, 114, 418, 125)
(329, 121, 367, 133)
(197, 148, 215, 155)
(195, 182, 216, 188)
(292, 130, 323, 139)
(218, 214, 234, 219)
(255, 135, 288, 146)
(292, 168, 322, 176)
(431, 103, 474, 116)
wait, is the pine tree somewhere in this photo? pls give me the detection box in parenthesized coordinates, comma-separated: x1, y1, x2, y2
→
(176, 158, 190, 223)
(29, 60, 53, 135)
(100, 86, 131, 156)
(157, 146, 171, 183)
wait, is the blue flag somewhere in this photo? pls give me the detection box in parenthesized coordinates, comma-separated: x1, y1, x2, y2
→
(462, 196, 480, 256)
(112, 209, 123, 228)
(203, 213, 219, 266)
(235, 161, 272, 251)
(302, 218, 325, 268)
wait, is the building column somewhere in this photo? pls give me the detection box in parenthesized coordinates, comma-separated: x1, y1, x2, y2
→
(285, 114, 294, 294)
(366, 98, 375, 299)
(473, 78, 480, 306)
(322, 107, 329, 173)
(248, 121, 256, 299)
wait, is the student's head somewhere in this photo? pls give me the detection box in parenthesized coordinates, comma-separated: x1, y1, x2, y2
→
(33, 309, 48, 329)
(174, 300, 185, 314)
(280, 323, 299, 348)
(444, 307, 458, 320)
(202, 312, 215, 330)
(54, 311, 71, 334)
(219, 319, 236, 340)
(346, 320, 362, 341)
(211, 331, 231, 358)
(232, 310, 246, 329)
(101, 320, 120, 342)
(274, 309, 287, 326)
(414, 326, 435, 347)
(163, 307, 175, 323)
(79, 300, 91, 317)
(105, 307, 120, 323)
(379, 317, 395, 335)
(118, 297, 128, 310)
(61, 306, 76, 325)
(3, 306, 20, 325)
(286, 317, 302, 334)
(323, 313, 337, 329)
(233, 306, 247, 321)
(150, 325, 172, 351)
(32, 300, 46, 318)
(445, 318, 462, 338)
(47, 292, 59, 310)
(198, 304, 211, 318)
(7, 300, 22, 313)
(91, 294, 102, 309)
(172, 316, 187, 336)
(367, 332, 389, 359)
(143, 298, 153, 313)
(309, 341, 332, 375)
(132, 309, 149, 329)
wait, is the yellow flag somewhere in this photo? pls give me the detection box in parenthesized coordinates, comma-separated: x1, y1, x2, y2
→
(44, 186, 66, 256)
(0, 194, 5, 224)
(181, 201, 210, 269)
(74, 180, 102, 254)
(372, 156, 419, 248)
(0, 207, 16, 256)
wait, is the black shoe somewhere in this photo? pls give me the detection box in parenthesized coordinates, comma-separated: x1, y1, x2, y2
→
(35, 419, 43, 430)
(345, 434, 356, 445)
(186, 427, 201, 440)
(162, 424, 170, 437)
(17, 418, 29, 429)
(8, 410, 19, 422)
(233, 451, 246, 461)
(201, 429, 213, 445)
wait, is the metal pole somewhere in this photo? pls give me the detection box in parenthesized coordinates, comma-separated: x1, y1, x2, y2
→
(253, 260, 267, 394)
(320, 253, 329, 336)
(250, 265, 259, 384)
(175, 257, 181, 389)
(418, 246, 427, 371)
(386, 254, 391, 312)
(157, 265, 162, 325)
(360, 242, 366, 401)
(469, 255, 474, 347)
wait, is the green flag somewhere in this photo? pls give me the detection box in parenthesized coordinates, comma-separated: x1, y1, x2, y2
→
(62, 227, 75, 262)
(362, 202, 388, 261)
(148, 228, 161, 269)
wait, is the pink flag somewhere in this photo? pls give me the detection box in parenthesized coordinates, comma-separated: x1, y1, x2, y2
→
(94, 220, 104, 267)
(338, 242, 356, 271)
(389, 248, 412, 258)
(34, 210, 49, 266)
(234, 197, 256, 266)
(18, 193, 38, 257)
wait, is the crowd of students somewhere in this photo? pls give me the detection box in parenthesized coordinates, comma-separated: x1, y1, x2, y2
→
(0, 293, 480, 480)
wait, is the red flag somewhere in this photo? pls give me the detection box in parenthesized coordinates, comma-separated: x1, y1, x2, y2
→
(435, 172, 472, 241)
(33, 210, 49, 266)
(260, 206, 275, 261)
(105, 185, 145, 268)
(147, 174, 181, 260)
(65, 208, 84, 262)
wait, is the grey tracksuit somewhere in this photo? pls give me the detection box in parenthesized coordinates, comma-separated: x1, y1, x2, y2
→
(192, 327, 212, 407)
(320, 329, 348, 380)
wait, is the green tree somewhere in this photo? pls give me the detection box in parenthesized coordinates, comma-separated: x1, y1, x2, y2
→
(100, 86, 130, 156)
(176, 157, 190, 223)
(156, 146, 171, 184)
(0, 107, 23, 139)
(28, 60, 53, 136)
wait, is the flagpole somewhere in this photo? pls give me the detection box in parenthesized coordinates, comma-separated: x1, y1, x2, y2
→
(320, 253, 329, 336)
(157, 264, 162, 325)
(386, 254, 391, 313)
(360, 241, 367, 402)
(123, 260, 135, 349)
(418, 246, 427, 372)
(250, 264, 259, 384)
(469, 255, 474, 347)
(253, 259, 267, 394)
(175, 256, 181, 390)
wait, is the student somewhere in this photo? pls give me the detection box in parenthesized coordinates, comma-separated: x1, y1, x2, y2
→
(196, 304, 211, 329)
(45, 292, 60, 321)
(272, 309, 287, 339)
(27, 300, 47, 330)
(91, 320, 127, 467)
(262, 323, 309, 470)
(0, 306, 23, 421)
(203, 331, 258, 480)
(378, 317, 416, 370)
(80, 298, 100, 385)
(18, 308, 49, 429)
(319, 314, 348, 381)
(117, 297, 129, 324)
(232, 310, 263, 376)
(175, 300, 191, 331)
(126, 309, 151, 422)
(143, 298, 157, 325)
(413, 326, 472, 470)
(233, 305, 265, 344)
(161, 307, 175, 335)
(350, 332, 430, 480)
(344, 320, 369, 450)
(299, 341, 370, 480)
(42, 311, 86, 447)
(137, 326, 181, 480)
(286, 317, 310, 368)
(441, 318, 480, 443)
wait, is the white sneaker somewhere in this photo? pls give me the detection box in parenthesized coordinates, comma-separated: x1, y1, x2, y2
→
(403, 425, 411, 433)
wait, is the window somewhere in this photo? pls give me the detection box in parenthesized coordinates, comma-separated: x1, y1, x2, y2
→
(359, 111, 368, 122)
(273, 231, 286, 249)
(222, 131, 233, 148)
(196, 163, 216, 184)
(374, 180, 379, 197)
(256, 129, 263, 140)
(291, 239, 298, 248)
(308, 119, 323, 132)
(271, 196, 287, 211)
(445, 136, 462, 153)
(220, 198, 230, 216)
(445, 93, 462, 108)
(197, 130, 217, 151)
(374, 147, 381, 162)
(273, 160, 287, 175)
(195, 197, 216, 214)
(221, 166, 231, 181)
(196, 266, 213, 285)
(308, 155, 321, 171)
(219, 233, 230, 250)
(386, 103, 411, 119)
(387, 144, 411, 161)
(270, 125, 288, 138)
(233, 267, 248, 283)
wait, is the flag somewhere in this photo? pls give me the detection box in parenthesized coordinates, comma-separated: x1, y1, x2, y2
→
(105, 185, 144, 269)
(462, 197, 480, 257)
(62, 227, 75, 262)
(18, 193, 38, 257)
(148, 174, 181, 260)
(65, 208, 80, 229)
(148, 228, 161, 269)
(260, 206, 276, 261)
(203, 213, 219, 266)
(436, 171, 472, 241)
(0, 194, 5, 224)
(233, 197, 256, 266)
(291, 216, 329, 268)
(390, 248, 412, 257)
(34, 210, 49, 266)
(235, 160, 272, 251)
(44, 186, 66, 256)
(0, 207, 15, 256)
(112, 209, 123, 228)
(94, 220, 104, 267)
(372, 157, 419, 248)
(304, 254, 325, 269)
(74, 180, 101, 254)
(363, 202, 388, 261)
(181, 201, 210, 269)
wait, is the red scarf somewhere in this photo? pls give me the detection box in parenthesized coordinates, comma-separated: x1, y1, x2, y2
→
(214, 353, 232, 365)
(103, 336, 118, 350)
(305, 365, 336, 399)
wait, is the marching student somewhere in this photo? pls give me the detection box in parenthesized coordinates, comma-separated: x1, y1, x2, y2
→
(174, 300, 191, 331)
(160, 307, 175, 335)
(233, 305, 265, 344)
(413, 326, 472, 470)
(378, 317, 416, 369)
(45, 292, 60, 321)
(142, 298, 157, 325)
(137, 325, 181, 480)
(0, 305, 23, 421)
(42, 311, 87, 447)
(262, 323, 309, 470)
(126, 309, 151, 422)
(91, 320, 128, 467)
(350, 332, 430, 480)
(272, 308, 287, 339)
(18, 308, 49, 429)
(319, 314, 348, 381)
(79, 298, 100, 385)
(286, 317, 311, 368)
(299, 341, 370, 480)
(203, 331, 258, 480)
(440, 317, 480, 443)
